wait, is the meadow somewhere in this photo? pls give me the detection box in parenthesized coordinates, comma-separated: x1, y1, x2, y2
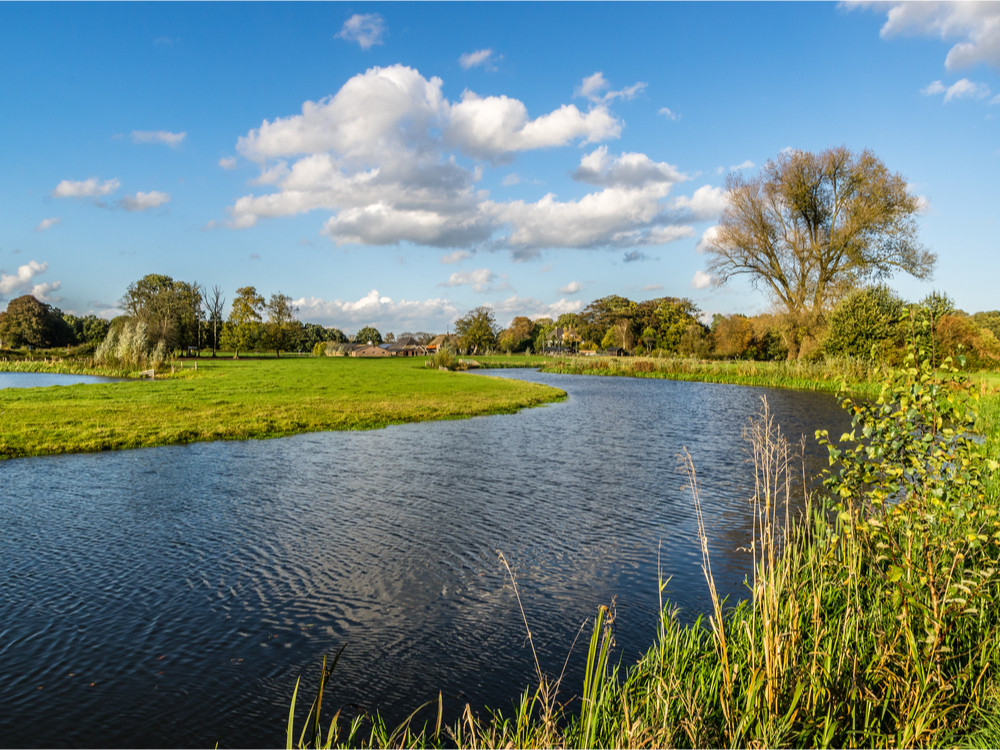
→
(0, 356, 564, 460)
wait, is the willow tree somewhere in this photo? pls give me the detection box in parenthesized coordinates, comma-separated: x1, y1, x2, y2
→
(705, 147, 935, 356)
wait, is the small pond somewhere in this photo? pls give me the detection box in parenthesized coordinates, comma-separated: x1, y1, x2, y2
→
(0, 369, 851, 747)
(0, 372, 124, 389)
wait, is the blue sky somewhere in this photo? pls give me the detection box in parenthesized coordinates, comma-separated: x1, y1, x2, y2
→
(1, 2, 998, 336)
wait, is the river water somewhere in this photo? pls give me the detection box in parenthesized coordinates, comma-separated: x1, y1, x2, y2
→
(0, 372, 123, 389)
(0, 369, 850, 747)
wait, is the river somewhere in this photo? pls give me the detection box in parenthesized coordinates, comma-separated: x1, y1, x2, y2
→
(0, 369, 850, 747)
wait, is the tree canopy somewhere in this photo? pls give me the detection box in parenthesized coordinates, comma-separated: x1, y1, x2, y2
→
(120, 273, 202, 350)
(222, 286, 265, 357)
(454, 306, 498, 354)
(264, 292, 300, 356)
(705, 147, 934, 354)
(354, 325, 382, 345)
(0, 295, 71, 349)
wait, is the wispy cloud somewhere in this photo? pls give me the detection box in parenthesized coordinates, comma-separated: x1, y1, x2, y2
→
(440, 250, 471, 265)
(440, 268, 509, 293)
(459, 49, 500, 71)
(34, 217, 61, 232)
(576, 72, 647, 104)
(119, 190, 170, 212)
(131, 130, 186, 147)
(921, 77, 992, 101)
(336, 13, 386, 50)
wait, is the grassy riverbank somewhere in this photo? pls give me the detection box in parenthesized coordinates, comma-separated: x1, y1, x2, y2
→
(539, 354, 882, 396)
(0, 357, 564, 459)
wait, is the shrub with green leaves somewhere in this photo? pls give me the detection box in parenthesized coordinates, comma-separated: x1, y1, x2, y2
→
(824, 284, 906, 361)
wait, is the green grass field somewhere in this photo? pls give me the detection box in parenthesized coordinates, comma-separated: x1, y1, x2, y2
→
(0, 356, 565, 459)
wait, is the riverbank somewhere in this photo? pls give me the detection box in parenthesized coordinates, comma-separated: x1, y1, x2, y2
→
(0, 357, 564, 459)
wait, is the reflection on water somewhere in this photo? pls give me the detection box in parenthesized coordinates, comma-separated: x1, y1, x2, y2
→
(0, 370, 850, 748)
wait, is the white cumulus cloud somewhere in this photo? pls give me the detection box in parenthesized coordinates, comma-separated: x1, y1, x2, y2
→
(493, 295, 583, 320)
(691, 270, 713, 290)
(293, 289, 458, 330)
(223, 64, 723, 258)
(0, 260, 56, 298)
(572, 146, 687, 188)
(671, 185, 729, 222)
(559, 280, 582, 295)
(446, 91, 621, 159)
(52, 177, 120, 198)
(219, 156, 238, 170)
(440, 268, 505, 293)
(336, 13, 386, 50)
(696, 225, 723, 254)
(119, 191, 171, 212)
(862, 1, 1000, 70)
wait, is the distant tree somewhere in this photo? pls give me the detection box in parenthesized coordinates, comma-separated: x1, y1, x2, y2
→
(0, 295, 71, 349)
(582, 295, 636, 344)
(972, 311, 1000, 341)
(325, 327, 349, 344)
(454, 306, 498, 354)
(79, 315, 110, 347)
(205, 285, 226, 357)
(263, 292, 300, 356)
(62, 312, 110, 349)
(497, 316, 537, 353)
(222, 286, 264, 358)
(399, 331, 436, 346)
(354, 325, 382, 345)
(601, 319, 634, 352)
(121, 273, 202, 351)
(383, 331, 395, 344)
(653, 298, 703, 353)
(934, 313, 1000, 369)
(532, 318, 555, 352)
(711, 314, 755, 359)
(705, 147, 934, 357)
(641, 326, 657, 353)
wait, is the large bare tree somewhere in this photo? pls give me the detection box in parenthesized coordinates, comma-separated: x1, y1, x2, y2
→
(705, 147, 935, 355)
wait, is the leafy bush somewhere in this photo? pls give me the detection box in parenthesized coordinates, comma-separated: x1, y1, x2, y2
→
(824, 284, 906, 361)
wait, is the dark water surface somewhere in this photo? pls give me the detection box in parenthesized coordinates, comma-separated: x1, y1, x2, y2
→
(0, 370, 850, 747)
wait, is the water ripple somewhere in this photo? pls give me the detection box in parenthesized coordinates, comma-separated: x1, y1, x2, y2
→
(0, 370, 849, 747)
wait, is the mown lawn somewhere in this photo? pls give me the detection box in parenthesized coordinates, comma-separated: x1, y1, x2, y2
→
(0, 356, 565, 459)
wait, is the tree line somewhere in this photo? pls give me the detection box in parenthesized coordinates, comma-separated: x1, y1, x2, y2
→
(1, 145, 996, 366)
(2, 276, 999, 370)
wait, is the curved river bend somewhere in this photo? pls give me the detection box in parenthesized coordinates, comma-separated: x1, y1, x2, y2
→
(0, 369, 849, 747)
